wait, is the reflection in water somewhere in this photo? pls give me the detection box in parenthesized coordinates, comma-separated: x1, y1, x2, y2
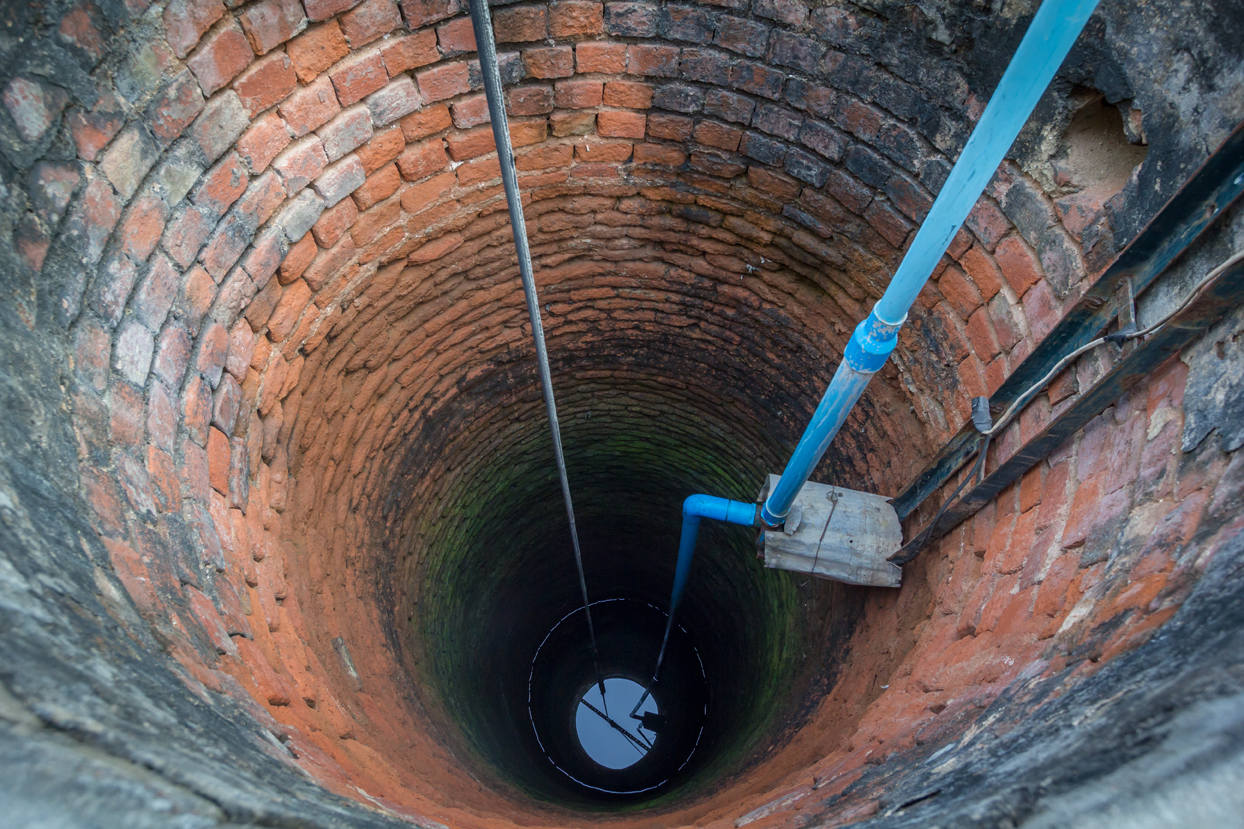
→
(576, 678, 659, 769)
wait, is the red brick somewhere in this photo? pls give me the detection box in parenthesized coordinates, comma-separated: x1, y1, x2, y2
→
(550, 0, 603, 36)
(68, 91, 124, 161)
(318, 104, 373, 161)
(994, 234, 1043, 296)
(508, 85, 553, 116)
(278, 76, 341, 136)
(444, 127, 493, 161)
(197, 322, 230, 389)
(646, 113, 692, 140)
(213, 373, 242, 433)
(399, 137, 450, 178)
(278, 233, 317, 284)
(456, 155, 500, 186)
(268, 279, 313, 341)
(178, 265, 217, 327)
(627, 44, 679, 76)
(59, 5, 105, 62)
(329, 50, 388, 106)
(353, 162, 401, 209)
(603, 80, 651, 109)
(864, 201, 911, 247)
(348, 199, 398, 246)
(693, 120, 742, 151)
(147, 382, 178, 451)
(239, 230, 283, 289)
(235, 171, 287, 226)
(119, 193, 168, 263)
(238, 0, 306, 55)
(163, 205, 212, 269)
(380, 30, 439, 75)
(109, 383, 146, 447)
(597, 110, 645, 139)
(286, 21, 349, 84)
(339, 0, 401, 46)
(524, 46, 574, 79)
(416, 62, 470, 102)
(965, 306, 1001, 359)
(304, 0, 360, 22)
(407, 231, 462, 264)
(633, 142, 685, 166)
(163, 0, 225, 59)
(147, 71, 205, 145)
(958, 244, 1003, 301)
(1021, 279, 1060, 341)
(451, 94, 490, 128)
(312, 196, 358, 247)
(187, 21, 254, 97)
(554, 79, 603, 109)
(436, 16, 476, 55)
(966, 198, 1010, 251)
(494, 5, 547, 41)
(747, 167, 800, 200)
(938, 264, 983, 317)
(183, 376, 213, 445)
(399, 0, 462, 28)
(517, 144, 573, 171)
(550, 110, 596, 137)
(208, 427, 231, 494)
(233, 51, 298, 117)
(273, 136, 328, 191)
(236, 112, 291, 173)
(575, 141, 631, 163)
(1063, 471, 1129, 549)
(576, 41, 625, 73)
(357, 124, 404, 173)
(400, 171, 455, 210)
(15, 216, 49, 272)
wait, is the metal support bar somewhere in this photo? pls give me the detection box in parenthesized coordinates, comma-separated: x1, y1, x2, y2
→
(466, 0, 606, 700)
(893, 120, 1244, 521)
(893, 256, 1244, 559)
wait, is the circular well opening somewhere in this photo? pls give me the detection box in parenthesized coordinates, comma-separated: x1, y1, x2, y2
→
(575, 678, 660, 770)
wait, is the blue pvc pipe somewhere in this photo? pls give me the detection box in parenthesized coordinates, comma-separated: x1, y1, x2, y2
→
(644, 494, 757, 695)
(760, 0, 1101, 526)
(670, 495, 758, 611)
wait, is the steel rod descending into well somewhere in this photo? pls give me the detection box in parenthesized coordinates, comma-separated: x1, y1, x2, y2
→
(467, 0, 607, 706)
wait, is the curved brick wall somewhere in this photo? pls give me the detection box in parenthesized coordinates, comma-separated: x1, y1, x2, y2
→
(2, 0, 1243, 826)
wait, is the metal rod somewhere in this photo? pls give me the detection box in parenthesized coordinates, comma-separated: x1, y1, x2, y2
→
(466, 0, 606, 702)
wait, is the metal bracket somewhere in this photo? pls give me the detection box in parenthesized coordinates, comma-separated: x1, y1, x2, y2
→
(1112, 275, 1138, 356)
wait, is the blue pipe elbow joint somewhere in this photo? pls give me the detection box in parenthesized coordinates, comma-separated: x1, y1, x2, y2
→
(669, 495, 758, 611)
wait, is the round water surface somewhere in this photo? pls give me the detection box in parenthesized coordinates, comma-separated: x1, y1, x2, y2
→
(575, 678, 660, 770)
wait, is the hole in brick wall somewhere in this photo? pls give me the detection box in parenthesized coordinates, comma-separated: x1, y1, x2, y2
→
(1052, 90, 1149, 200)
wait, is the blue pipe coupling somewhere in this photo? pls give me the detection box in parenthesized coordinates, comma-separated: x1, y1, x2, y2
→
(843, 310, 904, 374)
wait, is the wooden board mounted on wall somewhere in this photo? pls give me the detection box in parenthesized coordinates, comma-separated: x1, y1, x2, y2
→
(757, 475, 903, 588)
